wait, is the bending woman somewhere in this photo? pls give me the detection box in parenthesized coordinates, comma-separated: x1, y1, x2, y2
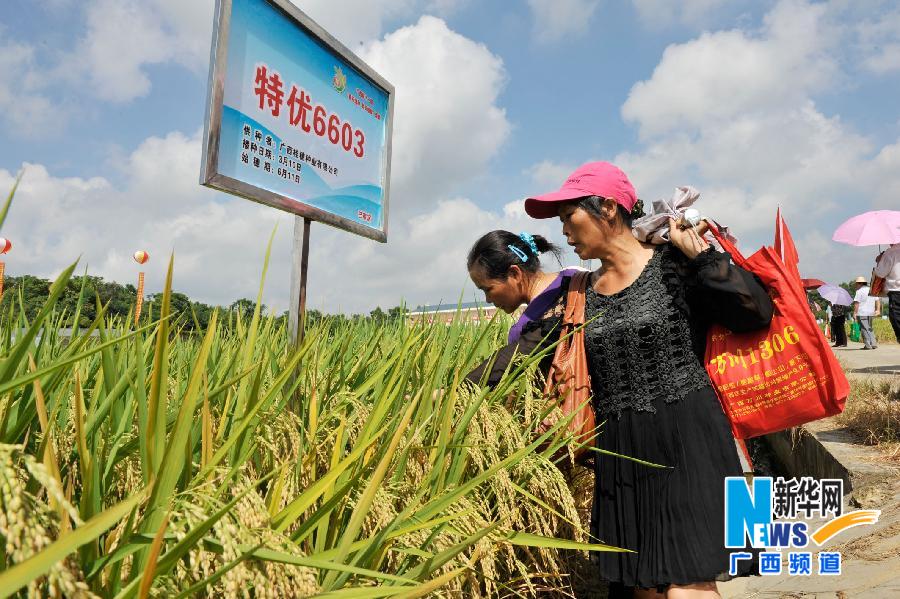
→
(465, 230, 576, 387)
(524, 162, 773, 599)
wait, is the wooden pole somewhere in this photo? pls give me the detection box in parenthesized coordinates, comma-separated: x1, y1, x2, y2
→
(289, 217, 312, 346)
(288, 218, 311, 413)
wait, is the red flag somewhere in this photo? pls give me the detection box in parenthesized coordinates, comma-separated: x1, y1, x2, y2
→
(774, 207, 801, 282)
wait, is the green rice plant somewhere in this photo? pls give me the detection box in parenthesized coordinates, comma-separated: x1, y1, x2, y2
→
(0, 183, 623, 598)
(873, 317, 896, 345)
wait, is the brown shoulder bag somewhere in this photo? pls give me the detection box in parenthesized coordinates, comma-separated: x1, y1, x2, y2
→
(542, 270, 596, 462)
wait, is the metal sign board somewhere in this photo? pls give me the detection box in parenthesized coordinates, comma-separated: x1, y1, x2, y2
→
(201, 0, 394, 241)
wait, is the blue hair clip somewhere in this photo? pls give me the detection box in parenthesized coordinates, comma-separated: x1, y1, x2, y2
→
(519, 232, 539, 256)
(508, 244, 530, 263)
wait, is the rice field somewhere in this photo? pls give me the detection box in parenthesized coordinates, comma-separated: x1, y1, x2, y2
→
(0, 220, 622, 597)
(820, 317, 897, 345)
(873, 318, 896, 345)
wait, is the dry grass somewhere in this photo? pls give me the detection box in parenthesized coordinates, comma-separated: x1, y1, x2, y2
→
(837, 378, 900, 460)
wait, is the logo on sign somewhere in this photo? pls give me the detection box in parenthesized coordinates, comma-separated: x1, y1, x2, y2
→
(724, 476, 880, 577)
(332, 66, 347, 94)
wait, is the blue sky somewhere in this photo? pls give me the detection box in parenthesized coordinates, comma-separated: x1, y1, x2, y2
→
(1, 0, 899, 313)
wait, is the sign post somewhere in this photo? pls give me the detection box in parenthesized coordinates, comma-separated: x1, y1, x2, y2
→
(288, 217, 312, 344)
(201, 0, 394, 342)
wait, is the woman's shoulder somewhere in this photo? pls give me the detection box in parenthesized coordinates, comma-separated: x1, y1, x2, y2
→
(520, 293, 565, 337)
(651, 243, 690, 281)
(533, 292, 566, 325)
(656, 241, 725, 274)
(656, 241, 687, 264)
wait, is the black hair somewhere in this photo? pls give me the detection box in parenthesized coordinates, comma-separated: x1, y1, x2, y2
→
(577, 195, 644, 229)
(467, 230, 562, 280)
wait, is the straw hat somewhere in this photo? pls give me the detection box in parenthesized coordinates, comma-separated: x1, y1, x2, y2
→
(854, 276, 868, 284)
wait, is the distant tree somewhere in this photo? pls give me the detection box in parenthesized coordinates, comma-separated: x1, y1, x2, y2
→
(0, 272, 371, 331)
(229, 298, 261, 321)
(0, 275, 52, 321)
(190, 301, 215, 329)
(146, 291, 204, 329)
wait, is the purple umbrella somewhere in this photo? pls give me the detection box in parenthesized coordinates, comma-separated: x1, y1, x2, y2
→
(817, 284, 853, 306)
(832, 210, 900, 246)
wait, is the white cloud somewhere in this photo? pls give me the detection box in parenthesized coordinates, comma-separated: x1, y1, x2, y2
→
(64, 0, 424, 103)
(617, 0, 853, 205)
(867, 138, 900, 209)
(304, 195, 578, 312)
(525, 160, 577, 189)
(863, 43, 900, 73)
(622, 0, 836, 139)
(0, 131, 289, 308)
(65, 0, 214, 103)
(614, 0, 899, 285)
(297, 0, 417, 47)
(856, 8, 900, 74)
(66, 0, 486, 105)
(0, 129, 565, 314)
(360, 16, 510, 214)
(0, 11, 516, 313)
(0, 38, 66, 136)
(527, 0, 600, 43)
(424, 0, 469, 16)
(631, 0, 739, 28)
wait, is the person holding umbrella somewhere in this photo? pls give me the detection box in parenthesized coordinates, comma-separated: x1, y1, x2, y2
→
(852, 276, 880, 350)
(833, 210, 900, 343)
(830, 303, 849, 347)
(817, 284, 853, 348)
(874, 243, 900, 342)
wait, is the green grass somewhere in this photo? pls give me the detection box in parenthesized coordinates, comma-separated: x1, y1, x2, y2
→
(819, 317, 897, 345)
(873, 317, 896, 345)
(0, 233, 620, 597)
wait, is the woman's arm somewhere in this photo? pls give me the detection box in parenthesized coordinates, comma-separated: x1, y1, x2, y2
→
(666, 217, 773, 332)
(681, 247, 774, 333)
(464, 325, 545, 388)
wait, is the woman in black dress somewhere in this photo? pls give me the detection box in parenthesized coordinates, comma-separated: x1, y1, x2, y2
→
(524, 162, 773, 598)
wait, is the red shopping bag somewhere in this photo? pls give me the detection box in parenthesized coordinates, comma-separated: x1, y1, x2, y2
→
(704, 225, 849, 439)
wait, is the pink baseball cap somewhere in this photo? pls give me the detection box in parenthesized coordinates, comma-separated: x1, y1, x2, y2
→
(524, 161, 638, 219)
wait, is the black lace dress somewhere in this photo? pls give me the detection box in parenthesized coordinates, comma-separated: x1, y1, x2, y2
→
(585, 244, 772, 591)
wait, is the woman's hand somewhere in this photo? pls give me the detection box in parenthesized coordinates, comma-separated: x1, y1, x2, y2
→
(668, 217, 710, 260)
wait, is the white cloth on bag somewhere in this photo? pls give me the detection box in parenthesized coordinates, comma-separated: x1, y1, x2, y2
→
(633, 186, 701, 244)
(632, 186, 739, 251)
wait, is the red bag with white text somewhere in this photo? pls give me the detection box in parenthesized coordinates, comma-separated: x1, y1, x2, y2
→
(704, 225, 849, 439)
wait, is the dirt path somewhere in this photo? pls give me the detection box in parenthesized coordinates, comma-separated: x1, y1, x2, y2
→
(832, 341, 900, 379)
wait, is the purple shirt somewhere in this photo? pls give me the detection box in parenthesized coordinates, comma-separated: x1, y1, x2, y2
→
(508, 268, 580, 343)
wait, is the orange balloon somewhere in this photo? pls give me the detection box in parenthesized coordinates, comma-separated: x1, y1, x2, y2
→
(0, 238, 10, 254)
(133, 250, 149, 265)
